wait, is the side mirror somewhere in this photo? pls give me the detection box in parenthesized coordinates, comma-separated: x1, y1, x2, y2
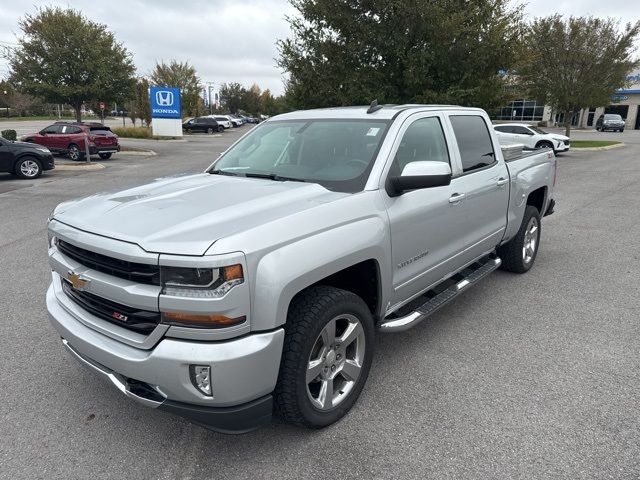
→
(386, 161, 452, 197)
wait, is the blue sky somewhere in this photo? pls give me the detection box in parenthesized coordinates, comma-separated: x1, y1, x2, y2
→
(0, 0, 638, 96)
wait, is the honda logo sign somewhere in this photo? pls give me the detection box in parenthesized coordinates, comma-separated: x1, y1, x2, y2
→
(150, 87, 181, 119)
(155, 90, 174, 106)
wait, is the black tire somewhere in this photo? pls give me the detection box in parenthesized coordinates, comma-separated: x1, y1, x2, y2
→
(14, 156, 42, 179)
(536, 141, 554, 151)
(217, 125, 224, 133)
(274, 285, 375, 428)
(497, 205, 541, 273)
(67, 144, 83, 161)
(206, 127, 214, 134)
(98, 152, 112, 159)
(620, 128, 624, 133)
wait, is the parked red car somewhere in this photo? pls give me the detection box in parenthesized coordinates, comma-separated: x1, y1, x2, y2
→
(24, 122, 120, 161)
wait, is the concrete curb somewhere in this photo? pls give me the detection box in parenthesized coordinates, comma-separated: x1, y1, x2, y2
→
(572, 143, 625, 152)
(55, 163, 105, 171)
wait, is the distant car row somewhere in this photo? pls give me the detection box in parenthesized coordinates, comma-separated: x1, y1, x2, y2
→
(182, 114, 258, 134)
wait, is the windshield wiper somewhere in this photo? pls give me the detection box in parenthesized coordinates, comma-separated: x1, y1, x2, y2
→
(244, 172, 307, 183)
(209, 169, 241, 176)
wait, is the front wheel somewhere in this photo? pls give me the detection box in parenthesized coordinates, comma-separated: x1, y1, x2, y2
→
(217, 125, 224, 133)
(275, 286, 374, 428)
(98, 152, 112, 159)
(497, 205, 541, 273)
(206, 127, 214, 134)
(15, 156, 42, 179)
(67, 144, 83, 161)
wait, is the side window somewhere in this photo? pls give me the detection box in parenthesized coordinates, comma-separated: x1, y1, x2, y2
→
(513, 126, 532, 135)
(65, 126, 82, 134)
(449, 115, 495, 173)
(390, 117, 449, 176)
(494, 126, 508, 133)
(43, 125, 61, 134)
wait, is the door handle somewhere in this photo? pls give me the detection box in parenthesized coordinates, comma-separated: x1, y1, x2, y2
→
(497, 178, 508, 186)
(449, 193, 465, 203)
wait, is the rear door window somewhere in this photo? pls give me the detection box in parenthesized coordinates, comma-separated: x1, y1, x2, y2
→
(63, 126, 83, 134)
(449, 115, 496, 173)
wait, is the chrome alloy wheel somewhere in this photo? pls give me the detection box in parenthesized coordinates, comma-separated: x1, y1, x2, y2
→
(522, 216, 539, 264)
(20, 159, 40, 177)
(306, 314, 366, 411)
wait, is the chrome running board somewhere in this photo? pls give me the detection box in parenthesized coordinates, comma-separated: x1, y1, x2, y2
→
(379, 256, 501, 333)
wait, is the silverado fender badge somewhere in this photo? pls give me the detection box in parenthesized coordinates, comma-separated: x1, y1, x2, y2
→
(67, 271, 89, 291)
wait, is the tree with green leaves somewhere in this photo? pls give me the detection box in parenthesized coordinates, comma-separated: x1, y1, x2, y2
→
(219, 82, 246, 113)
(278, 0, 525, 110)
(518, 16, 640, 136)
(135, 78, 152, 126)
(150, 61, 202, 117)
(9, 7, 135, 122)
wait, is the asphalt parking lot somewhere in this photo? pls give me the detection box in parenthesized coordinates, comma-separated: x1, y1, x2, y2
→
(1, 126, 639, 479)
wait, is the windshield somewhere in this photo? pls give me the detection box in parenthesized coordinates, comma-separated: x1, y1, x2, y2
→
(604, 114, 623, 121)
(210, 119, 390, 193)
(528, 126, 548, 135)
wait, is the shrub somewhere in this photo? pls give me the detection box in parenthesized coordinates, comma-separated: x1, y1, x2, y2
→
(111, 126, 152, 139)
(1, 129, 17, 141)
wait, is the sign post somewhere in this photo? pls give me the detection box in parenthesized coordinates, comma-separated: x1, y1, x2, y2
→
(150, 87, 182, 137)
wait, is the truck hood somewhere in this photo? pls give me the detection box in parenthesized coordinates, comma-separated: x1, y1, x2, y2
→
(54, 173, 348, 255)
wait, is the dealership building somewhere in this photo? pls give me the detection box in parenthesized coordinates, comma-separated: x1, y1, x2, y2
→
(495, 72, 640, 130)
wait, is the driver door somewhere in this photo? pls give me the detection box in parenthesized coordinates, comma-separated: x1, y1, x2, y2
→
(383, 113, 468, 309)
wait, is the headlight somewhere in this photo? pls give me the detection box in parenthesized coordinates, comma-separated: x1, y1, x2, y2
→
(160, 264, 244, 298)
(36, 147, 50, 154)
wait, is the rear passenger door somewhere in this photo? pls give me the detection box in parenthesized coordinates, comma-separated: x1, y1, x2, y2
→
(446, 114, 509, 262)
(383, 113, 469, 308)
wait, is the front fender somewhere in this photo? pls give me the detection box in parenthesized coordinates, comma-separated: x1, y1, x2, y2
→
(251, 217, 390, 331)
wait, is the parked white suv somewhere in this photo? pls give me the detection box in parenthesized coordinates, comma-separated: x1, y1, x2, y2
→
(207, 116, 232, 129)
(493, 123, 570, 153)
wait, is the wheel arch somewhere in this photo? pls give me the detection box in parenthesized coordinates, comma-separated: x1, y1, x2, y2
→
(526, 186, 547, 214)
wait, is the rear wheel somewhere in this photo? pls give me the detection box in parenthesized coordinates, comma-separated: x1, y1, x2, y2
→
(497, 205, 541, 273)
(206, 127, 214, 134)
(98, 152, 112, 159)
(14, 156, 42, 179)
(275, 286, 374, 428)
(67, 144, 83, 161)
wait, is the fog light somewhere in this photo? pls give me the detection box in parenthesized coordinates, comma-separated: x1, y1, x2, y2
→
(190, 365, 212, 396)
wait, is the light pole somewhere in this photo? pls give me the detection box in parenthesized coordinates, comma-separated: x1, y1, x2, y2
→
(206, 82, 215, 115)
(2, 90, 8, 118)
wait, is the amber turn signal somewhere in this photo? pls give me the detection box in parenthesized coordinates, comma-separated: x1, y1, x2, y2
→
(222, 264, 243, 281)
(161, 312, 246, 328)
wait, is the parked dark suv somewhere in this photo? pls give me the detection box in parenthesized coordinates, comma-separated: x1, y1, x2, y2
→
(595, 114, 625, 132)
(0, 136, 55, 179)
(24, 122, 120, 160)
(182, 117, 224, 134)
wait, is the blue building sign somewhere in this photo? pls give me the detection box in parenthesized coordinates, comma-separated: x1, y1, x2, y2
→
(150, 87, 181, 119)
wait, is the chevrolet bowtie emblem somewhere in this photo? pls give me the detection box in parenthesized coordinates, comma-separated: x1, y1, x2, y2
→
(67, 271, 89, 290)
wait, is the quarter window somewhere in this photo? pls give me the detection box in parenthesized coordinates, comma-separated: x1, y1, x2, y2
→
(389, 117, 449, 176)
(450, 115, 495, 173)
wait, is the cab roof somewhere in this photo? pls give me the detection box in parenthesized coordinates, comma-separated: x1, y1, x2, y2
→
(273, 104, 484, 121)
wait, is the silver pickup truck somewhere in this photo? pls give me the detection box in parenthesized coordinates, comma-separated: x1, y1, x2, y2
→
(46, 105, 556, 433)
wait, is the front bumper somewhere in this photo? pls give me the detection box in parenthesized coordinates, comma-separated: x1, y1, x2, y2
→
(46, 283, 285, 432)
(41, 153, 55, 170)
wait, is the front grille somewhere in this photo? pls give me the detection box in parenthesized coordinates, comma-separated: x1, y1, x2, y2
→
(62, 280, 160, 334)
(58, 240, 160, 285)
